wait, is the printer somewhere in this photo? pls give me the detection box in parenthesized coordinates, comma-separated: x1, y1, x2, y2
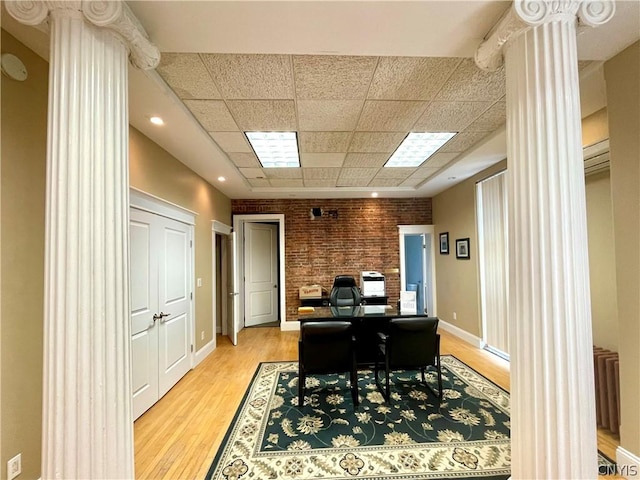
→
(360, 271, 385, 297)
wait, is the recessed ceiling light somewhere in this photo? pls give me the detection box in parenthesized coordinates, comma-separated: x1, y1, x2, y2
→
(384, 132, 456, 168)
(245, 131, 300, 168)
(371, 192, 379, 198)
(218, 176, 226, 182)
(149, 116, 164, 126)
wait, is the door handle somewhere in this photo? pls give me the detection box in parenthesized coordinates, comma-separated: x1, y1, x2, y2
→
(229, 292, 239, 297)
(155, 312, 170, 324)
(274, 285, 277, 288)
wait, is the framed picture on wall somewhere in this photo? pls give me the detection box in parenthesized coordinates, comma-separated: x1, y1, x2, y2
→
(456, 238, 470, 259)
(439, 232, 449, 254)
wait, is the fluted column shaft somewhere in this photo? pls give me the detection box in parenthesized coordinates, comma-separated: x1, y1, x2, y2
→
(476, 1, 614, 477)
(504, 13, 596, 480)
(6, 0, 159, 477)
(42, 10, 133, 478)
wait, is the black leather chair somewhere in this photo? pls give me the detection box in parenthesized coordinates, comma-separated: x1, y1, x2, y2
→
(329, 275, 361, 307)
(374, 317, 442, 400)
(298, 321, 359, 407)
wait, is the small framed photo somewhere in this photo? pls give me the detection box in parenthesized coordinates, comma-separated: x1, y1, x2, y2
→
(439, 232, 449, 255)
(456, 238, 470, 259)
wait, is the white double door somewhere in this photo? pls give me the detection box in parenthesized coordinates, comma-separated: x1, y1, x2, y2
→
(130, 208, 193, 420)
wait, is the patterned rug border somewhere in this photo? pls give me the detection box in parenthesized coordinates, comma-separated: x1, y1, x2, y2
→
(206, 355, 513, 480)
(205, 356, 613, 479)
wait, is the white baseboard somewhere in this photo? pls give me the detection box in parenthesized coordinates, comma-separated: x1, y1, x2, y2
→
(280, 320, 300, 331)
(194, 338, 216, 367)
(438, 319, 484, 348)
(616, 446, 640, 479)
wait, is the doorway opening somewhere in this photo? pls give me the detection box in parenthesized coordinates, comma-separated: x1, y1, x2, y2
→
(232, 214, 286, 342)
(398, 225, 437, 316)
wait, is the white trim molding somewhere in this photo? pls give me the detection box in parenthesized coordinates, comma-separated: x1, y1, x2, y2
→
(438, 319, 484, 349)
(280, 321, 300, 332)
(130, 187, 197, 225)
(616, 447, 640, 479)
(213, 220, 232, 235)
(194, 338, 216, 367)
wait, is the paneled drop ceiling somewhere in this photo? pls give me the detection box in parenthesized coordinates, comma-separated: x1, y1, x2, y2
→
(3, 1, 639, 198)
(156, 53, 506, 191)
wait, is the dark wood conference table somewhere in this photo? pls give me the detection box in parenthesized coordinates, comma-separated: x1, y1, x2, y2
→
(298, 305, 431, 366)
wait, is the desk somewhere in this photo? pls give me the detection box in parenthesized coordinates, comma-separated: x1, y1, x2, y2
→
(298, 305, 429, 366)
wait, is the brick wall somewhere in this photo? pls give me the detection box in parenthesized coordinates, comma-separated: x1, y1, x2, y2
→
(232, 198, 432, 322)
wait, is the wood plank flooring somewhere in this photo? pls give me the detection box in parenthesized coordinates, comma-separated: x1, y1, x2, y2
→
(133, 327, 620, 479)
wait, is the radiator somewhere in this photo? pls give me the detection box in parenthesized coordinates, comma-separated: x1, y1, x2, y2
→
(593, 347, 620, 434)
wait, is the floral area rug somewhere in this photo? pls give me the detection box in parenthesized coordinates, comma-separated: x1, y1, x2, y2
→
(206, 356, 513, 479)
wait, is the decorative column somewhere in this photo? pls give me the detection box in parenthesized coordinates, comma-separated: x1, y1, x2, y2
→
(476, 1, 614, 478)
(5, 1, 159, 478)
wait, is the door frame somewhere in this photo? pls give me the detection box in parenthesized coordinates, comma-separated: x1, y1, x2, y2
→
(233, 214, 286, 333)
(130, 187, 196, 369)
(212, 220, 232, 343)
(398, 225, 437, 316)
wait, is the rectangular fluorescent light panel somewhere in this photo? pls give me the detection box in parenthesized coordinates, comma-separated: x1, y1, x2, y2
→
(245, 131, 300, 168)
(384, 132, 457, 167)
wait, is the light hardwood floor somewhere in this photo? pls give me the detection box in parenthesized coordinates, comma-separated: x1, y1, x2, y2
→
(134, 327, 620, 479)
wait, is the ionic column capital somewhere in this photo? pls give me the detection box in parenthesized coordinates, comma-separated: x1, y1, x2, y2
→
(475, 0, 615, 71)
(4, 0, 160, 69)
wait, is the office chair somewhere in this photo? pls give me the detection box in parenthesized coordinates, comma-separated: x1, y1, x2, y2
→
(329, 275, 362, 307)
(374, 317, 442, 400)
(298, 321, 359, 407)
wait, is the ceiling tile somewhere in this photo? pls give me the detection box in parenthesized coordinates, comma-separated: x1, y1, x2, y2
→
(269, 178, 304, 187)
(400, 176, 425, 187)
(239, 167, 266, 179)
(297, 100, 363, 131)
(409, 167, 441, 180)
(209, 132, 252, 152)
(227, 100, 296, 131)
(200, 54, 293, 99)
(299, 132, 352, 152)
(439, 131, 490, 153)
(343, 153, 389, 168)
(435, 58, 506, 102)
(368, 177, 404, 187)
(157, 53, 221, 100)
(368, 57, 461, 100)
(337, 177, 372, 187)
(413, 101, 492, 132)
(357, 101, 427, 131)
(375, 167, 414, 179)
(184, 100, 239, 131)
(263, 168, 302, 179)
(300, 153, 346, 168)
(465, 101, 506, 131)
(338, 168, 379, 180)
(303, 168, 341, 180)
(228, 152, 261, 168)
(348, 132, 405, 153)
(293, 55, 378, 99)
(422, 152, 458, 168)
(247, 178, 270, 187)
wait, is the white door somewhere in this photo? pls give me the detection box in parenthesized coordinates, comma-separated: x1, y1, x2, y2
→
(244, 223, 278, 327)
(228, 232, 239, 345)
(130, 208, 192, 419)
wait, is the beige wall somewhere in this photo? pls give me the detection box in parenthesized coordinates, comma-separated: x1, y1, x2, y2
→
(432, 161, 507, 337)
(582, 108, 609, 146)
(585, 171, 619, 351)
(129, 127, 231, 350)
(582, 108, 619, 351)
(1, 30, 47, 480)
(605, 41, 640, 458)
(0, 30, 233, 478)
